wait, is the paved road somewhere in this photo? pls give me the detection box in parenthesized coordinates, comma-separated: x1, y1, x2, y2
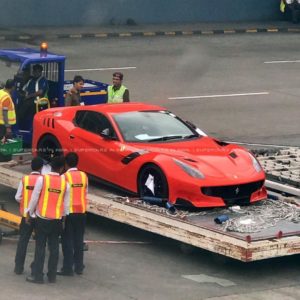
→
(1, 25, 300, 299)
(1, 30, 299, 146)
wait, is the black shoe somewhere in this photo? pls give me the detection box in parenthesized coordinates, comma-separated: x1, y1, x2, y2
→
(26, 275, 44, 284)
(48, 277, 56, 283)
(56, 270, 74, 276)
(75, 264, 85, 275)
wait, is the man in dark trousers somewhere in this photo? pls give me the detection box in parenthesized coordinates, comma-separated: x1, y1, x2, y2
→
(14, 157, 44, 274)
(26, 156, 70, 284)
(57, 152, 88, 276)
(17, 64, 48, 129)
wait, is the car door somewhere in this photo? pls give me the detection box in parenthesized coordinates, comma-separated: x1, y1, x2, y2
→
(69, 110, 128, 183)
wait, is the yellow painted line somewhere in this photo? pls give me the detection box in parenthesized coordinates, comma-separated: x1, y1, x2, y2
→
(119, 33, 132, 37)
(246, 29, 258, 33)
(95, 33, 108, 38)
(201, 31, 214, 35)
(182, 31, 193, 35)
(70, 34, 83, 38)
(288, 28, 300, 32)
(224, 30, 236, 34)
(164, 31, 176, 36)
(143, 32, 156, 36)
(267, 28, 278, 32)
(80, 91, 107, 96)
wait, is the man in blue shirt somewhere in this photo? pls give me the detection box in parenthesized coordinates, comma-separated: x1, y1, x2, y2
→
(17, 64, 48, 129)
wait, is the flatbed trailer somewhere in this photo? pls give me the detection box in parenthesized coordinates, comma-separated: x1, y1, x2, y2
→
(0, 149, 300, 262)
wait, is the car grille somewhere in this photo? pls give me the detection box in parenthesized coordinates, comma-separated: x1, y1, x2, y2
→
(201, 180, 264, 205)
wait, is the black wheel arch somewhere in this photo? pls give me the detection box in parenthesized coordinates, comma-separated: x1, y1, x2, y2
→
(137, 162, 169, 198)
(36, 133, 63, 161)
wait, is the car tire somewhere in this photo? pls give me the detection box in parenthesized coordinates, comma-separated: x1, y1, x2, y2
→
(37, 134, 63, 161)
(138, 164, 169, 200)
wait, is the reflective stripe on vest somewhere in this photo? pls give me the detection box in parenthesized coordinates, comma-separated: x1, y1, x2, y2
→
(20, 174, 40, 217)
(38, 175, 66, 219)
(0, 89, 16, 125)
(107, 85, 127, 103)
(65, 171, 87, 213)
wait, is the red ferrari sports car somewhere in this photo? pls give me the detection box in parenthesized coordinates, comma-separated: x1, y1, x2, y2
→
(32, 103, 267, 208)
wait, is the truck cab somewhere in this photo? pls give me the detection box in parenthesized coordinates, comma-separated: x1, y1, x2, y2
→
(0, 45, 108, 145)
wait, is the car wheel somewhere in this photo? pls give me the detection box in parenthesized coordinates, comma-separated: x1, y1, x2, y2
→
(37, 134, 63, 161)
(138, 164, 169, 199)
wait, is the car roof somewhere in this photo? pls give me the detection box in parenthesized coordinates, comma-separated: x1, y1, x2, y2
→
(77, 102, 167, 114)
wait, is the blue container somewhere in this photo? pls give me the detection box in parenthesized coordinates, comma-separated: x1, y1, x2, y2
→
(214, 215, 229, 224)
(64, 79, 108, 105)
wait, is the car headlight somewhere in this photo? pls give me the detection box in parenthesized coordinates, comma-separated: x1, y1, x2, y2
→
(286, 0, 294, 4)
(248, 153, 262, 173)
(173, 158, 205, 179)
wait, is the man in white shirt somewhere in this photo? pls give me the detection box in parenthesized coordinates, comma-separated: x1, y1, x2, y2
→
(26, 156, 70, 284)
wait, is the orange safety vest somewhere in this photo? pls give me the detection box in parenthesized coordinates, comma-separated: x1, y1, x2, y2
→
(65, 170, 88, 213)
(0, 89, 16, 125)
(20, 173, 40, 217)
(37, 175, 66, 219)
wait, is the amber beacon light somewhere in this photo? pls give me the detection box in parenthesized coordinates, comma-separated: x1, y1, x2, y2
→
(40, 42, 48, 57)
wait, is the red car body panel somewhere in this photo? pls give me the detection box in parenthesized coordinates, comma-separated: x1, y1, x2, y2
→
(32, 103, 267, 208)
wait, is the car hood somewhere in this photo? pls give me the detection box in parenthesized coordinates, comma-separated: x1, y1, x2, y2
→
(130, 137, 263, 180)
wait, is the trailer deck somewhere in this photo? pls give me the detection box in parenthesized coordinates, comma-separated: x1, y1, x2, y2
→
(0, 148, 300, 262)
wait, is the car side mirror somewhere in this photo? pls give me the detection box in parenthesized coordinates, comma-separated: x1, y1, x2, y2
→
(100, 128, 113, 139)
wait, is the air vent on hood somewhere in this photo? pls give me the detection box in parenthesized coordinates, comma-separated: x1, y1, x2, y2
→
(184, 158, 197, 163)
(229, 152, 237, 159)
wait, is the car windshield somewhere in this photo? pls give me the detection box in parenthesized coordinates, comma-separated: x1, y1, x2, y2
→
(113, 110, 201, 142)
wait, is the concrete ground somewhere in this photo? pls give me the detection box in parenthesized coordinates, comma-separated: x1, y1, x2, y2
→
(1, 21, 300, 299)
(2, 183, 300, 300)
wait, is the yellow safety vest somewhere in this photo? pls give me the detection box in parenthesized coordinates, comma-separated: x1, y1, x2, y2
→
(0, 89, 16, 125)
(280, 0, 285, 13)
(107, 85, 127, 103)
(38, 175, 66, 219)
(65, 170, 88, 213)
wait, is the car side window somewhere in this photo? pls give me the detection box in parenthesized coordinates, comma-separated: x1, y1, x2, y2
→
(74, 111, 116, 138)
